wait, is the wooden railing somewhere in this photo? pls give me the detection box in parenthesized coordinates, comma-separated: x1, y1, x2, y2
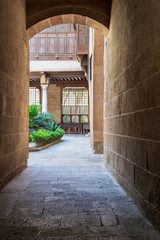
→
(60, 123, 90, 134)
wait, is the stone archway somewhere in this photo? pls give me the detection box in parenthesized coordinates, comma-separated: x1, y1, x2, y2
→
(1, 0, 160, 232)
(26, 0, 111, 30)
(28, 14, 106, 154)
(27, 14, 109, 39)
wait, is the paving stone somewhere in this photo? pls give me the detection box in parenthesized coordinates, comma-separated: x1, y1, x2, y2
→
(0, 135, 159, 239)
(100, 214, 118, 226)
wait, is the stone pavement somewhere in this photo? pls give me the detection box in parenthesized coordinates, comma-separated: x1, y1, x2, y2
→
(0, 135, 160, 240)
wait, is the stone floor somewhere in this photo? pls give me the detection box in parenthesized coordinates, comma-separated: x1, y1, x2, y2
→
(0, 135, 160, 240)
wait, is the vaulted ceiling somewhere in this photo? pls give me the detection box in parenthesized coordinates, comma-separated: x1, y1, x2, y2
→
(26, 0, 112, 29)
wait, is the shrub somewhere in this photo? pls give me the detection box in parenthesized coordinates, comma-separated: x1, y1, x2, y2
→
(29, 134, 35, 143)
(50, 121, 60, 131)
(29, 104, 55, 131)
(29, 104, 42, 118)
(30, 129, 65, 144)
(29, 105, 65, 144)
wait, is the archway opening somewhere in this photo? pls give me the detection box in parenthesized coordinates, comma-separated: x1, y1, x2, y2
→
(28, 15, 107, 154)
(1, 0, 160, 236)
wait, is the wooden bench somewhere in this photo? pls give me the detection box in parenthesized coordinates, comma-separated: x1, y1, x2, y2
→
(82, 123, 90, 134)
(61, 123, 83, 134)
(61, 123, 90, 134)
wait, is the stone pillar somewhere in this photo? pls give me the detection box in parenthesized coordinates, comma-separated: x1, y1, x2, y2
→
(48, 85, 61, 123)
(88, 29, 104, 154)
(0, 0, 29, 189)
(42, 85, 48, 113)
(40, 72, 50, 113)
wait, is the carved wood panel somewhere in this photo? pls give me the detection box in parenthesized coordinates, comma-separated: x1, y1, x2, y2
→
(29, 24, 89, 60)
(57, 33, 66, 54)
(47, 33, 56, 53)
(38, 35, 46, 54)
(76, 25, 89, 54)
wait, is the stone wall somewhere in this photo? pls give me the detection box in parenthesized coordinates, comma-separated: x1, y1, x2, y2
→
(104, 0, 160, 230)
(48, 85, 61, 123)
(93, 31, 104, 153)
(88, 28, 94, 152)
(89, 30, 104, 154)
(0, 0, 29, 189)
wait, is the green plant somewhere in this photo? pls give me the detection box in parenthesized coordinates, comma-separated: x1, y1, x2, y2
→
(29, 104, 55, 131)
(30, 129, 65, 144)
(29, 105, 65, 143)
(29, 104, 42, 118)
(50, 121, 60, 131)
(29, 134, 35, 142)
(55, 128, 65, 135)
(34, 112, 56, 130)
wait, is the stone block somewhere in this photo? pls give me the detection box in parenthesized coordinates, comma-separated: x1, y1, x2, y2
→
(94, 66, 104, 76)
(86, 18, 108, 37)
(134, 166, 160, 212)
(27, 26, 37, 39)
(35, 18, 51, 33)
(151, 0, 160, 42)
(74, 15, 86, 25)
(50, 15, 63, 26)
(48, 85, 61, 122)
(0, 93, 6, 115)
(116, 155, 134, 186)
(93, 132, 103, 144)
(142, 108, 160, 141)
(93, 142, 103, 154)
(104, 111, 143, 139)
(148, 142, 160, 176)
(62, 14, 74, 24)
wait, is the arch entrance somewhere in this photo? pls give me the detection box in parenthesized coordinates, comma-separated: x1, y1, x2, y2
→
(28, 16, 106, 153)
(27, 14, 109, 39)
(1, 0, 160, 232)
(26, 0, 111, 30)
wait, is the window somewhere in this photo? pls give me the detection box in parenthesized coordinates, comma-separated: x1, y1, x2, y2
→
(72, 115, 79, 123)
(63, 115, 70, 123)
(62, 88, 88, 106)
(29, 24, 76, 56)
(62, 88, 88, 123)
(80, 115, 88, 123)
(29, 87, 40, 105)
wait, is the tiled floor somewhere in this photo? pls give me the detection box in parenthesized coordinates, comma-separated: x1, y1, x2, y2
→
(0, 135, 160, 239)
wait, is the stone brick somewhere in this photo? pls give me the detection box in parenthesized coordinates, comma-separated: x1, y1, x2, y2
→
(116, 155, 134, 186)
(62, 14, 74, 24)
(50, 15, 63, 26)
(151, 0, 160, 42)
(27, 26, 37, 39)
(0, 137, 3, 158)
(142, 108, 160, 141)
(104, 111, 143, 139)
(35, 19, 51, 33)
(74, 15, 86, 25)
(89, 30, 104, 154)
(147, 142, 160, 176)
(134, 166, 160, 212)
(47, 85, 61, 123)
(104, 133, 148, 170)
(93, 142, 103, 154)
